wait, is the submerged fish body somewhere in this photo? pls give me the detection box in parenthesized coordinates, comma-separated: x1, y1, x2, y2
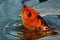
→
(17, 6, 58, 40)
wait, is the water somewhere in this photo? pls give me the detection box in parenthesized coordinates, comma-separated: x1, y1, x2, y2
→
(2, 15, 60, 40)
(0, 19, 22, 40)
(0, 0, 60, 40)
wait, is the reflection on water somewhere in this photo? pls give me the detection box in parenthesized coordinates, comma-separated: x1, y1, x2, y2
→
(2, 20, 22, 40)
(0, 15, 60, 40)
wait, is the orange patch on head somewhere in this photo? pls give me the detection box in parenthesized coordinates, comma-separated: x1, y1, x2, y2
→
(21, 6, 41, 30)
(21, 6, 39, 20)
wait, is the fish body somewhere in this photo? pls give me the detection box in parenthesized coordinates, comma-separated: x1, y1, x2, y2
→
(21, 6, 49, 31)
(17, 6, 58, 40)
(21, 6, 42, 30)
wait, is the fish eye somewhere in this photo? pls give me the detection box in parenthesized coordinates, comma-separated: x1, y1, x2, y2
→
(45, 27, 48, 29)
(28, 12, 32, 17)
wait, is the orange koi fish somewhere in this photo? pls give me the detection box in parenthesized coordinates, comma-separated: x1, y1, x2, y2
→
(21, 6, 42, 30)
(17, 6, 58, 40)
(21, 6, 52, 31)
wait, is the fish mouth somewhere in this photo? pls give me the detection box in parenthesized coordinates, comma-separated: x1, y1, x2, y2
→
(23, 5, 26, 8)
(21, 6, 28, 14)
(21, 8, 25, 13)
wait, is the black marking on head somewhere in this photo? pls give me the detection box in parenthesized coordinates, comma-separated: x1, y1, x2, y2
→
(28, 12, 32, 17)
(41, 18, 48, 26)
(37, 15, 48, 26)
(37, 15, 41, 19)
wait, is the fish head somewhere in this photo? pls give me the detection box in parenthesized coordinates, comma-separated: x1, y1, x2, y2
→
(21, 6, 40, 20)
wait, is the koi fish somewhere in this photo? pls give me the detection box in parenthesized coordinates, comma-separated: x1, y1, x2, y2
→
(21, 6, 51, 31)
(17, 6, 58, 40)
